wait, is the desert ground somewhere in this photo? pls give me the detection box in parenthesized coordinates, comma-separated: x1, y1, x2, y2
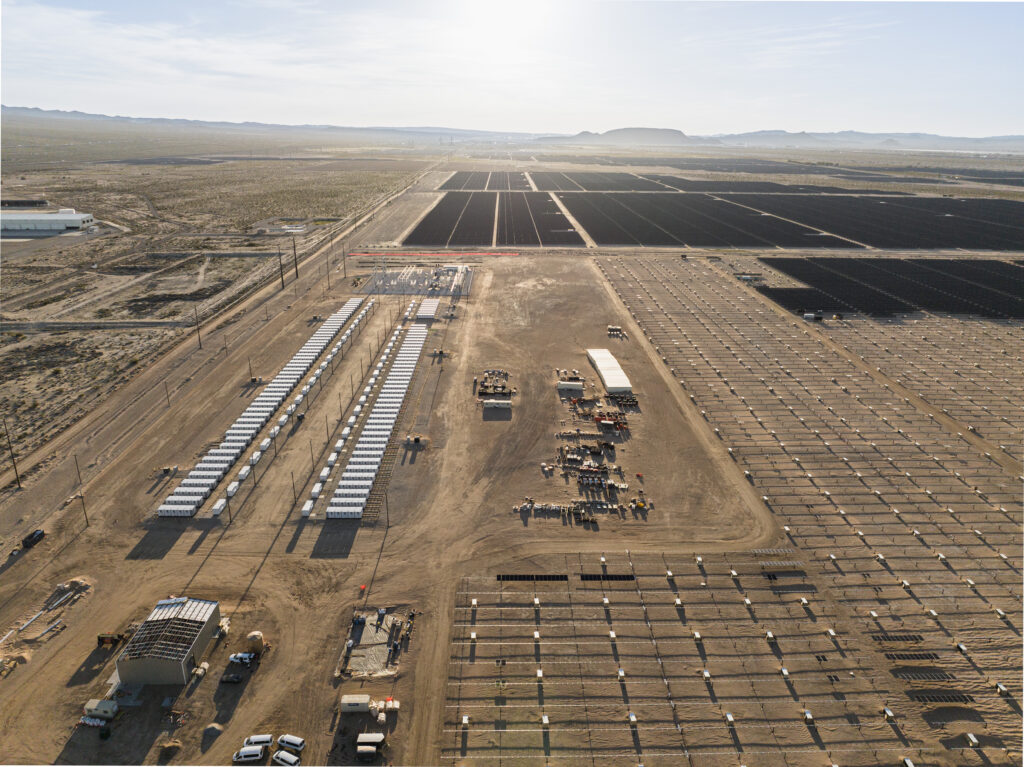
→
(1, 139, 1021, 766)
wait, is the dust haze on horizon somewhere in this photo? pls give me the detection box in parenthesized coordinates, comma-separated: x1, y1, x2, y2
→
(2, 0, 1022, 138)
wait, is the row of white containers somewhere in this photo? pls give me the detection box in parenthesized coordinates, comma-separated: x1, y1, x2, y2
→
(302, 301, 418, 517)
(326, 323, 428, 518)
(316, 307, 424, 519)
(416, 298, 441, 320)
(158, 297, 368, 516)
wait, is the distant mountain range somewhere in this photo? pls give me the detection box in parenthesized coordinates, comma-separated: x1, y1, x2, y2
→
(4, 106, 1023, 152)
(0, 105, 542, 144)
(710, 129, 1024, 152)
(540, 127, 711, 147)
(540, 126, 1024, 152)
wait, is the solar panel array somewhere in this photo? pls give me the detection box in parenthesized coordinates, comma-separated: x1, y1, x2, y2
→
(325, 318, 429, 519)
(158, 297, 366, 517)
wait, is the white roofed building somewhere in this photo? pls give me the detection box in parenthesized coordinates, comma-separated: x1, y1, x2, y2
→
(1, 209, 95, 232)
(116, 597, 220, 685)
(586, 348, 632, 393)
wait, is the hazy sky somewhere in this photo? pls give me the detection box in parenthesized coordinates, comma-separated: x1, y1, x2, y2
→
(2, 0, 1021, 136)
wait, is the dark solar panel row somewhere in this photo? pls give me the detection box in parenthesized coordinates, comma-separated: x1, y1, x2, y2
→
(885, 652, 940, 660)
(731, 194, 1024, 249)
(758, 257, 1024, 318)
(495, 574, 569, 581)
(893, 668, 955, 681)
(908, 691, 975, 704)
(579, 573, 636, 581)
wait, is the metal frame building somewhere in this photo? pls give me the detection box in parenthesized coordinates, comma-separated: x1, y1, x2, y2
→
(586, 348, 632, 393)
(0, 209, 94, 232)
(116, 597, 220, 685)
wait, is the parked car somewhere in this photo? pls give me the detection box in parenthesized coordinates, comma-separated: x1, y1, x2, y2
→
(277, 734, 305, 752)
(229, 652, 259, 667)
(232, 745, 265, 763)
(272, 750, 300, 766)
(21, 529, 45, 549)
(220, 673, 243, 684)
(243, 734, 274, 748)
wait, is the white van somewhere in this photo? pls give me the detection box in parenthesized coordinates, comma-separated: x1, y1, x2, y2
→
(233, 745, 265, 762)
(272, 750, 300, 766)
(243, 734, 274, 748)
(277, 734, 306, 752)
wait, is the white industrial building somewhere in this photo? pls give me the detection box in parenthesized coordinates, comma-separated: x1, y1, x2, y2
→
(1, 208, 95, 232)
(586, 348, 632, 393)
(116, 597, 220, 685)
(556, 379, 585, 394)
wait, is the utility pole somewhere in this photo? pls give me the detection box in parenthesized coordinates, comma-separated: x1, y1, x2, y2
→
(291, 471, 297, 504)
(277, 247, 286, 290)
(308, 439, 315, 470)
(248, 357, 253, 380)
(194, 307, 202, 349)
(342, 242, 348, 279)
(292, 237, 299, 280)
(78, 491, 89, 527)
(385, 489, 390, 529)
(163, 381, 171, 408)
(325, 245, 331, 291)
(74, 451, 88, 525)
(3, 416, 22, 490)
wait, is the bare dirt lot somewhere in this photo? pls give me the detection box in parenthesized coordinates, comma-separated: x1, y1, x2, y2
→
(0, 253, 777, 766)
(1, 154, 1020, 767)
